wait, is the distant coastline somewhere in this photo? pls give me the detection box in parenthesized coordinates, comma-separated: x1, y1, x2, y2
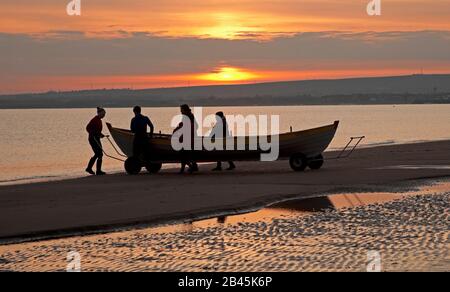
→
(1, 74, 450, 109)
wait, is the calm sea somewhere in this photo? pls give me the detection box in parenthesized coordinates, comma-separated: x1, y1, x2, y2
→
(1, 105, 449, 185)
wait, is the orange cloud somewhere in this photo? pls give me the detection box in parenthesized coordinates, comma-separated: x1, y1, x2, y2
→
(1, 0, 449, 39)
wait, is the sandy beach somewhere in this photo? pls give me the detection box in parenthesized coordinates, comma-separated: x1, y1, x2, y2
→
(0, 140, 449, 243)
(0, 185, 448, 272)
(0, 140, 449, 272)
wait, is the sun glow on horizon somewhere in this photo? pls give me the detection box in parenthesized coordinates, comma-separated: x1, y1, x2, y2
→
(196, 67, 260, 82)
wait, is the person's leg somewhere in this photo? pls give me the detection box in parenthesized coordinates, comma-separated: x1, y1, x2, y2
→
(133, 137, 141, 158)
(180, 163, 186, 173)
(94, 138, 105, 175)
(179, 150, 187, 174)
(96, 156, 104, 175)
(227, 161, 236, 170)
(189, 137, 198, 173)
(86, 156, 97, 174)
(188, 162, 199, 173)
(86, 137, 98, 175)
(141, 138, 152, 165)
(187, 162, 195, 174)
(134, 136, 151, 165)
(186, 150, 198, 173)
(212, 161, 222, 171)
(191, 161, 199, 172)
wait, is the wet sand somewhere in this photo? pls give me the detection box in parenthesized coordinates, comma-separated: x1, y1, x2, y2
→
(0, 188, 448, 272)
(1, 140, 450, 242)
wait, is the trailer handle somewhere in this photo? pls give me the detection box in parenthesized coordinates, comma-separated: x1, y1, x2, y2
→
(332, 136, 365, 160)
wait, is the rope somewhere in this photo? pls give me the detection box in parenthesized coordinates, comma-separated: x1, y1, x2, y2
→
(94, 136, 127, 162)
(106, 136, 128, 158)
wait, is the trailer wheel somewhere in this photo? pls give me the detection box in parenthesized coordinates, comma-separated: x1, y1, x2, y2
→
(145, 162, 162, 174)
(308, 154, 324, 170)
(125, 157, 142, 175)
(290, 154, 308, 172)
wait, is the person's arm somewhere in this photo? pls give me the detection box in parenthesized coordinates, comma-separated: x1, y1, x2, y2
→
(98, 120, 105, 138)
(130, 118, 136, 133)
(147, 117, 154, 137)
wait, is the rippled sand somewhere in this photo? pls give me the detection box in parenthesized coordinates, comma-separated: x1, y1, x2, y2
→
(0, 193, 448, 272)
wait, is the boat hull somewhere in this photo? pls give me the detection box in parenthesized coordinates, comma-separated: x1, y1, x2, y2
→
(106, 121, 339, 163)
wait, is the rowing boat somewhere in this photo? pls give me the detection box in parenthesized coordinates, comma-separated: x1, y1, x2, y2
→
(106, 121, 339, 174)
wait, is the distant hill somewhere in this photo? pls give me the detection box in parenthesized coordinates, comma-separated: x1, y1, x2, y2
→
(1, 74, 450, 109)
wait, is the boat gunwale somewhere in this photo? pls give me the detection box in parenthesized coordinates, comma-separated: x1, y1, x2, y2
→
(106, 121, 339, 140)
(106, 121, 339, 161)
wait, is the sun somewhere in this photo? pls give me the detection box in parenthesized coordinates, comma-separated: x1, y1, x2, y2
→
(197, 67, 259, 82)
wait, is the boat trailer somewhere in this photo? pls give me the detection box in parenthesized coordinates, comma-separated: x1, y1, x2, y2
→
(96, 135, 366, 169)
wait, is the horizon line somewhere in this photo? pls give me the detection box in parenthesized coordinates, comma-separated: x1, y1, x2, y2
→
(2, 72, 450, 97)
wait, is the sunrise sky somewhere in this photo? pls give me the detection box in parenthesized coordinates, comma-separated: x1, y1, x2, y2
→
(1, 0, 450, 93)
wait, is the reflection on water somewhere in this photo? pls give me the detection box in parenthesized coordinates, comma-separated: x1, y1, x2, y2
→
(140, 182, 449, 235)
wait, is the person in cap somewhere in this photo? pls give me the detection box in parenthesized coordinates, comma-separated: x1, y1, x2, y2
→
(85, 107, 107, 175)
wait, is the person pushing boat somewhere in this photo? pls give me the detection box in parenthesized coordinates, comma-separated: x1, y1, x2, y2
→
(173, 104, 199, 174)
(130, 106, 154, 161)
(212, 111, 236, 171)
(85, 107, 107, 176)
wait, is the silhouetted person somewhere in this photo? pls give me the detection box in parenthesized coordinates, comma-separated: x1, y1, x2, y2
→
(173, 104, 199, 174)
(130, 106, 154, 161)
(212, 112, 236, 171)
(86, 107, 107, 175)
